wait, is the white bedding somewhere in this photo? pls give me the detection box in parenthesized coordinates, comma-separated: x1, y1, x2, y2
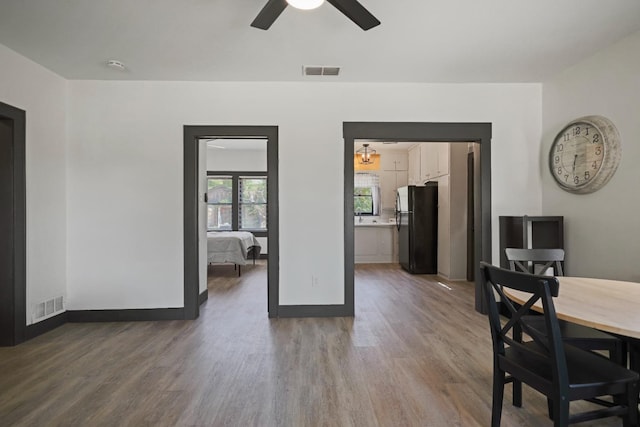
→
(207, 231, 261, 265)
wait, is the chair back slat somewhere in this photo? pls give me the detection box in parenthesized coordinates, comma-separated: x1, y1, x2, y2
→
(505, 248, 564, 276)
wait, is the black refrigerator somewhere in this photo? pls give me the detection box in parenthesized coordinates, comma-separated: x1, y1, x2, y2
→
(395, 183, 438, 274)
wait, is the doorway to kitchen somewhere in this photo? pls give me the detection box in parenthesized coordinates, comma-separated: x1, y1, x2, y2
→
(344, 122, 492, 315)
(0, 101, 26, 346)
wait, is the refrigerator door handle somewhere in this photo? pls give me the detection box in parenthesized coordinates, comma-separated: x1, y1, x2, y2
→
(395, 192, 400, 231)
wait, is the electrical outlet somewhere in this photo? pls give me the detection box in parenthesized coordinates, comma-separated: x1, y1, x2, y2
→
(311, 275, 319, 287)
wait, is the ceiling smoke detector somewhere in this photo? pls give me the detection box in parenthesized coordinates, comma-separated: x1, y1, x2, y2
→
(106, 60, 126, 71)
(303, 65, 341, 76)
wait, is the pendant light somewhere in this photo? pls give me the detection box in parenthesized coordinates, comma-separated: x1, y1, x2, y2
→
(356, 144, 377, 164)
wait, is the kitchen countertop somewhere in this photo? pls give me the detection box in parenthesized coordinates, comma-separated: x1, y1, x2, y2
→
(354, 221, 396, 227)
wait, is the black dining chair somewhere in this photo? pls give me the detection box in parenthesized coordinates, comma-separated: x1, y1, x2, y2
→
(481, 262, 639, 426)
(505, 248, 626, 366)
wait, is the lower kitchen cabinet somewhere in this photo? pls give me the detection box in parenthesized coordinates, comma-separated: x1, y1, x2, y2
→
(354, 225, 396, 263)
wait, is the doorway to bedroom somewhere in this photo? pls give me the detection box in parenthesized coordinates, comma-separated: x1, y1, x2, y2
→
(203, 140, 269, 312)
(183, 126, 279, 319)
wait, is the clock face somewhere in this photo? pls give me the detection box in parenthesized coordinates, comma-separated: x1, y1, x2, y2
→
(549, 116, 621, 194)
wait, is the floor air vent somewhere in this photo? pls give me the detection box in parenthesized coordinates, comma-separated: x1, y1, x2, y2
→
(33, 296, 64, 322)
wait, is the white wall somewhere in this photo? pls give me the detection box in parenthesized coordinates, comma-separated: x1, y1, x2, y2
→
(0, 44, 67, 324)
(542, 30, 640, 282)
(66, 81, 542, 308)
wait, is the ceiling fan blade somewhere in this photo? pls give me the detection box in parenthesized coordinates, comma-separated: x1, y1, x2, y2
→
(326, 0, 380, 30)
(251, 0, 288, 30)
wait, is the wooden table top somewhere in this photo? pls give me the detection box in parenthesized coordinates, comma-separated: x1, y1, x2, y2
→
(504, 276, 640, 340)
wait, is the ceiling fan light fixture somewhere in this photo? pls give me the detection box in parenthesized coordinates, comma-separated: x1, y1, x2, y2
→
(286, 0, 324, 10)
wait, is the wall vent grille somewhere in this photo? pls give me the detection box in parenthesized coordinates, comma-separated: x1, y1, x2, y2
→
(303, 66, 341, 76)
(33, 296, 64, 322)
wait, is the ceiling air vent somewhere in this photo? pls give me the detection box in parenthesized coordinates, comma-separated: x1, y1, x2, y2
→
(303, 66, 341, 76)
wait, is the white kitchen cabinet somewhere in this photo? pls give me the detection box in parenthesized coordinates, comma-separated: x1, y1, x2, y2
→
(354, 225, 395, 263)
(396, 170, 408, 189)
(436, 143, 468, 280)
(437, 175, 451, 277)
(420, 143, 450, 182)
(379, 171, 396, 209)
(436, 143, 449, 177)
(379, 170, 408, 210)
(377, 149, 409, 209)
(420, 143, 438, 182)
(392, 225, 399, 262)
(381, 150, 408, 171)
(407, 145, 421, 185)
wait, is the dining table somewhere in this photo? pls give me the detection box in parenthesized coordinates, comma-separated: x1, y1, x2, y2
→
(504, 275, 640, 369)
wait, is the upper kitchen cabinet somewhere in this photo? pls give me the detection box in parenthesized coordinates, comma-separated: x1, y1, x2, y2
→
(420, 143, 450, 182)
(408, 144, 421, 185)
(380, 150, 408, 171)
(379, 149, 409, 209)
(436, 143, 449, 176)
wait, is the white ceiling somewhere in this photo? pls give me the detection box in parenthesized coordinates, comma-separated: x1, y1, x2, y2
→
(1, 0, 639, 83)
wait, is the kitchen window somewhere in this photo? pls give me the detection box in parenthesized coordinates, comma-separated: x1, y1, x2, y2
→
(354, 173, 380, 216)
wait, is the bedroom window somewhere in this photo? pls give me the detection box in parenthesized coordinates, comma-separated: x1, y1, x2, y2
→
(206, 172, 268, 234)
(239, 177, 267, 231)
(207, 177, 233, 230)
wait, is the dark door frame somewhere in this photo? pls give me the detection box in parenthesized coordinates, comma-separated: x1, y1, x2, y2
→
(183, 126, 279, 318)
(0, 101, 26, 346)
(344, 122, 492, 315)
(467, 150, 475, 282)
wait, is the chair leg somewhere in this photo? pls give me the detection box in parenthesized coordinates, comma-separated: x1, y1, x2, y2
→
(512, 324, 522, 407)
(552, 398, 569, 427)
(629, 338, 640, 372)
(513, 379, 522, 407)
(492, 366, 505, 427)
(623, 381, 639, 427)
(613, 339, 629, 367)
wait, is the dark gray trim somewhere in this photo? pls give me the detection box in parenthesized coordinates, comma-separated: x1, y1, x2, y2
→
(25, 312, 68, 340)
(0, 101, 26, 346)
(199, 290, 208, 305)
(343, 122, 492, 316)
(67, 308, 185, 322)
(184, 126, 279, 319)
(277, 305, 353, 318)
(183, 127, 200, 319)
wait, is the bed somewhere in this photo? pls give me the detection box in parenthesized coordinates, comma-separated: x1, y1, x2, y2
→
(207, 231, 261, 275)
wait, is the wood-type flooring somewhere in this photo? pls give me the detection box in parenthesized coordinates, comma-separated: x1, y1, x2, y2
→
(0, 262, 626, 426)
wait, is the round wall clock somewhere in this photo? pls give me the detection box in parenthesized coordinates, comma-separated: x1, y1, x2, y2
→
(549, 115, 622, 194)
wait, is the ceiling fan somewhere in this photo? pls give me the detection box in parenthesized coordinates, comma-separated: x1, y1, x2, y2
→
(251, 0, 380, 31)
